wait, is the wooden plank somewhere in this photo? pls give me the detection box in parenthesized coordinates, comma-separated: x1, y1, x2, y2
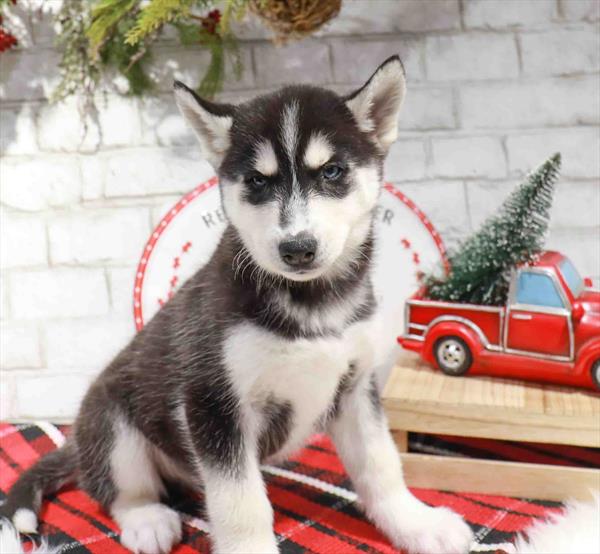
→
(398, 451, 600, 502)
(383, 358, 600, 447)
(385, 406, 599, 447)
(394, 430, 408, 452)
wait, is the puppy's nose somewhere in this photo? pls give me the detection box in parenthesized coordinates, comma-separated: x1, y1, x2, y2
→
(279, 233, 317, 268)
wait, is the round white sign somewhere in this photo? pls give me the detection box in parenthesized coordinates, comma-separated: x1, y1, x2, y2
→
(133, 179, 447, 343)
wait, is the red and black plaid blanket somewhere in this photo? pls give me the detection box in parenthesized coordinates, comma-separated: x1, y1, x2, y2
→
(1, 422, 597, 553)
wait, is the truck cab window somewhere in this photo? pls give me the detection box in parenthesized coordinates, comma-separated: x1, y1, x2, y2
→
(516, 272, 565, 309)
(559, 258, 584, 298)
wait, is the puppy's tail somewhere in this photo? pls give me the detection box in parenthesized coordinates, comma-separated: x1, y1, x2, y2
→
(0, 441, 77, 533)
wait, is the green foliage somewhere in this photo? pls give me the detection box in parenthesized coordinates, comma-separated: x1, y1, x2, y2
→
(87, 0, 137, 53)
(125, 0, 197, 46)
(52, 0, 101, 105)
(220, 0, 250, 30)
(101, 17, 154, 96)
(196, 32, 242, 97)
(424, 153, 561, 306)
(52, 0, 251, 110)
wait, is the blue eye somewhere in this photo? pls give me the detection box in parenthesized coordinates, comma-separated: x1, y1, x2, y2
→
(322, 164, 343, 180)
(249, 175, 267, 189)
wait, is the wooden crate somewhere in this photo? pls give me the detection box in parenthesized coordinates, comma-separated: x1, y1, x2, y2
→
(382, 353, 600, 501)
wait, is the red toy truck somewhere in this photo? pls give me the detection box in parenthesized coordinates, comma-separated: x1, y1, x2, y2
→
(399, 251, 600, 390)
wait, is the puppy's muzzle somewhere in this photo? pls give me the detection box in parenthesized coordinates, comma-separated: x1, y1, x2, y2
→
(279, 233, 317, 269)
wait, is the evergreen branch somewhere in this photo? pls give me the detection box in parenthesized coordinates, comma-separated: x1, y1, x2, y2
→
(101, 15, 154, 96)
(125, 0, 200, 45)
(87, 0, 137, 53)
(220, 0, 249, 32)
(198, 33, 225, 97)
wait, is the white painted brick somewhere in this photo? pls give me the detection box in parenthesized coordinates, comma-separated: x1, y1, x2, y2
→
(546, 228, 600, 279)
(520, 29, 600, 76)
(14, 372, 93, 420)
(425, 33, 519, 81)
(331, 38, 424, 84)
(104, 148, 214, 197)
(254, 40, 331, 87)
(80, 155, 104, 200)
(139, 96, 194, 147)
(108, 266, 137, 314)
(399, 87, 455, 130)
(0, 156, 81, 210)
(48, 208, 150, 265)
(431, 137, 506, 178)
(0, 211, 47, 268)
(45, 316, 135, 373)
(0, 49, 60, 101)
(237, 8, 459, 44)
(396, 180, 470, 238)
(464, 0, 557, 28)
(0, 105, 38, 155)
(30, 7, 58, 47)
(10, 268, 109, 319)
(321, 0, 460, 34)
(37, 97, 101, 152)
(561, 0, 600, 21)
(460, 77, 600, 128)
(150, 46, 254, 92)
(551, 181, 600, 228)
(0, 372, 14, 419)
(465, 178, 600, 234)
(384, 140, 427, 182)
(97, 95, 142, 147)
(0, 322, 42, 369)
(506, 128, 600, 178)
(0, 275, 8, 320)
(465, 180, 514, 228)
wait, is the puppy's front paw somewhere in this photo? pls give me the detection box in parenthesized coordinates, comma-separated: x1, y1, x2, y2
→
(394, 505, 473, 554)
(118, 503, 182, 554)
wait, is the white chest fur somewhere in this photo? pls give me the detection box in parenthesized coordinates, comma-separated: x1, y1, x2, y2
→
(222, 315, 385, 460)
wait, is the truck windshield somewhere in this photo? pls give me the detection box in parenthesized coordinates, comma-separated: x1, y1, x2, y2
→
(559, 258, 584, 298)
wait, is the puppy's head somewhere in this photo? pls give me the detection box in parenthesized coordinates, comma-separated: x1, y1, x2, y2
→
(175, 56, 406, 282)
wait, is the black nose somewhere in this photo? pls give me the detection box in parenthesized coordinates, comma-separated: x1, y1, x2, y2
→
(279, 233, 317, 268)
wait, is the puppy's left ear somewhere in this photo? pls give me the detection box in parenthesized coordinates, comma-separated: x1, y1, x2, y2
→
(173, 81, 235, 168)
(344, 55, 406, 152)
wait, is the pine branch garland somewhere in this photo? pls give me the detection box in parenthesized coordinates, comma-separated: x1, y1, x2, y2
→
(125, 0, 197, 46)
(87, 0, 137, 54)
(424, 153, 561, 306)
(46, 0, 337, 125)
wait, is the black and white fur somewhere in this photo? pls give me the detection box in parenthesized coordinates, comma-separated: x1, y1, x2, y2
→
(0, 56, 473, 554)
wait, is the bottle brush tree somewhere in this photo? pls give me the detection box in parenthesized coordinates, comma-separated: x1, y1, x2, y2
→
(424, 153, 561, 306)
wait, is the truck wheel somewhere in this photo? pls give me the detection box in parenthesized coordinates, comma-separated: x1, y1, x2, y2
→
(592, 360, 600, 390)
(434, 336, 473, 376)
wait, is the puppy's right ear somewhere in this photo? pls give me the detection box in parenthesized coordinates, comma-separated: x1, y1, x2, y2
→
(173, 81, 235, 168)
(344, 56, 406, 153)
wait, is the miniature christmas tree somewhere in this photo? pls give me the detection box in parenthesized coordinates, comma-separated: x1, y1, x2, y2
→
(424, 153, 561, 306)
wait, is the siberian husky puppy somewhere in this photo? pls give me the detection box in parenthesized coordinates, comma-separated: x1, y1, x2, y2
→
(0, 56, 473, 554)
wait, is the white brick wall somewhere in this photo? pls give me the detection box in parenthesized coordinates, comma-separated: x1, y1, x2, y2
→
(425, 33, 520, 81)
(47, 208, 150, 265)
(1, 0, 599, 420)
(430, 137, 506, 178)
(10, 268, 110, 319)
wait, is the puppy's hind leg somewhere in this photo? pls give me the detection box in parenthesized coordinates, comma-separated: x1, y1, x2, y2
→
(109, 419, 182, 554)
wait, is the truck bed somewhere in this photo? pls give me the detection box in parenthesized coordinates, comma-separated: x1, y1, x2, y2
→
(405, 298, 504, 348)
